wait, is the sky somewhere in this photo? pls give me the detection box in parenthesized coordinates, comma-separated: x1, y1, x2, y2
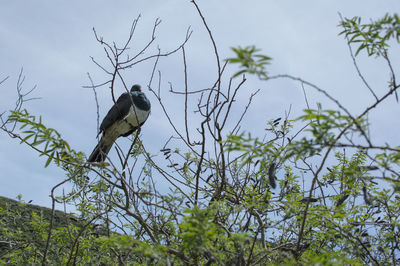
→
(0, 0, 399, 210)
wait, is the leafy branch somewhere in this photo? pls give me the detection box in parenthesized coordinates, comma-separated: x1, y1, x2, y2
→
(226, 45, 271, 78)
(339, 13, 400, 56)
(8, 109, 84, 168)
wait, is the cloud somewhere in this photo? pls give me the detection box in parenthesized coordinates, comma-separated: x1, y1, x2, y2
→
(1, 1, 399, 209)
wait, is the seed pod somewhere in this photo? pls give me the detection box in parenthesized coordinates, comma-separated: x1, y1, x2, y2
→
(362, 186, 372, 205)
(268, 162, 277, 189)
(273, 117, 282, 123)
(299, 197, 318, 203)
(336, 193, 349, 207)
(359, 165, 379, 171)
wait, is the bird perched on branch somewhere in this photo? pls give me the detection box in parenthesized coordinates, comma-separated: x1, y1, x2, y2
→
(88, 84, 151, 163)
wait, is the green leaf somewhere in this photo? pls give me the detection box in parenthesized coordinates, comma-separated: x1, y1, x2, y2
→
(45, 151, 54, 167)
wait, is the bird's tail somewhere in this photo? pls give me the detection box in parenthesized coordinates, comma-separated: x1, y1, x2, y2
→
(88, 136, 113, 163)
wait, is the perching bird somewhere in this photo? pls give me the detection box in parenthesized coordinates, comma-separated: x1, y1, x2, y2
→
(88, 84, 151, 163)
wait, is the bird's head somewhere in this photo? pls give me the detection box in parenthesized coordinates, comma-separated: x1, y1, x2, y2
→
(131, 84, 142, 92)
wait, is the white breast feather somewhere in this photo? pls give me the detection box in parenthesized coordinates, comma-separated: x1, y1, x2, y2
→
(103, 106, 150, 142)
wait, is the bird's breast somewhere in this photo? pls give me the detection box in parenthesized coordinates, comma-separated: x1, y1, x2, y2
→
(124, 105, 150, 127)
(102, 105, 150, 142)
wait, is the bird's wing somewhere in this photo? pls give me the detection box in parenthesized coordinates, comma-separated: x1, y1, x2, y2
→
(100, 92, 132, 132)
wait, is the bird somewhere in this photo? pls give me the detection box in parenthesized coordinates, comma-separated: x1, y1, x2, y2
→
(88, 84, 151, 163)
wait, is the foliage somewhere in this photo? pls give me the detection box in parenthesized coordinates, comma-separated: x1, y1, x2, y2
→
(226, 45, 271, 78)
(0, 196, 99, 264)
(8, 109, 85, 168)
(1, 5, 400, 265)
(340, 13, 400, 56)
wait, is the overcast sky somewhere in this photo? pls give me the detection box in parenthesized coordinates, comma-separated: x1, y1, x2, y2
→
(1, 0, 399, 209)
